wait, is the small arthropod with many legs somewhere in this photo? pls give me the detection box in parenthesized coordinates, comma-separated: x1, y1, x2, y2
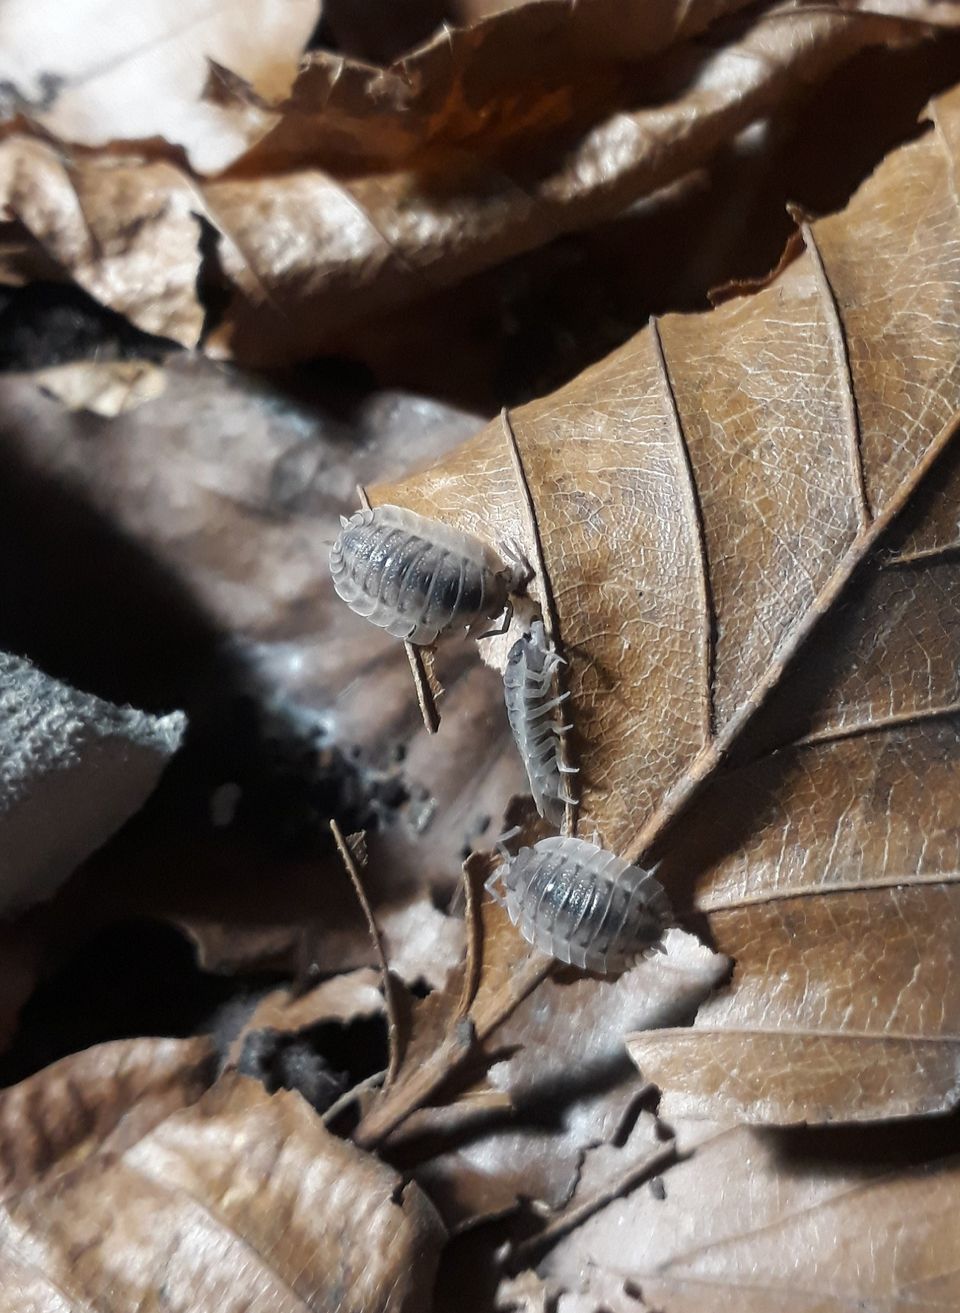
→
(487, 835, 671, 973)
(330, 505, 528, 645)
(503, 619, 578, 826)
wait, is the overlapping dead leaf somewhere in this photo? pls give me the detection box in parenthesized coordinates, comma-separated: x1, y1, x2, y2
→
(379, 79, 960, 1126)
(519, 1117, 960, 1312)
(0, 1065, 444, 1313)
(2, 1, 956, 362)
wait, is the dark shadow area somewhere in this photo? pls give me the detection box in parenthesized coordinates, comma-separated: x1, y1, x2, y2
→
(0, 281, 175, 372)
(768, 1103, 960, 1175)
(0, 919, 241, 1088)
(237, 1011, 388, 1115)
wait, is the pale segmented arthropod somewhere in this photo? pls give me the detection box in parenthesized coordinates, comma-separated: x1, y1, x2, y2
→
(330, 505, 527, 645)
(503, 620, 577, 826)
(487, 835, 671, 973)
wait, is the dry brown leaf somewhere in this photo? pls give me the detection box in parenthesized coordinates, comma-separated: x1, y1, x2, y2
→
(0, 0, 318, 172)
(377, 80, 960, 1124)
(0, 1072, 445, 1312)
(400, 929, 725, 1229)
(2, 4, 948, 360)
(0, 1037, 215, 1199)
(530, 1117, 960, 1312)
(0, 140, 206, 345)
(209, 5, 938, 363)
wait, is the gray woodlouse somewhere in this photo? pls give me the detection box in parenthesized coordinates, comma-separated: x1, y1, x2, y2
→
(330, 505, 527, 645)
(503, 619, 578, 826)
(487, 835, 671, 973)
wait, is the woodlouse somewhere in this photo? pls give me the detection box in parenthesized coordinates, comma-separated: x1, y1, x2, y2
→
(330, 505, 527, 645)
(503, 620, 577, 826)
(487, 835, 671, 973)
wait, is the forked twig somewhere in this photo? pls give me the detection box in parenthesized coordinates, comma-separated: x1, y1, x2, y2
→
(329, 820, 403, 1087)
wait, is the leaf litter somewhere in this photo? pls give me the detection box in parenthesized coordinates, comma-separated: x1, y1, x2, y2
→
(2, 2, 960, 1310)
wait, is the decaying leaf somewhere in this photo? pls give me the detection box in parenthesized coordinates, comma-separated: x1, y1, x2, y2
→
(400, 929, 726, 1229)
(206, 4, 953, 363)
(0, 0, 318, 172)
(0, 1037, 215, 1199)
(378, 80, 960, 1125)
(528, 1117, 960, 1312)
(2, 2, 952, 359)
(0, 1072, 445, 1312)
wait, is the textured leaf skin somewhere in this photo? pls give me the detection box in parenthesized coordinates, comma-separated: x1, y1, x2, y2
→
(0, 1074, 445, 1313)
(377, 83, 960, 1124)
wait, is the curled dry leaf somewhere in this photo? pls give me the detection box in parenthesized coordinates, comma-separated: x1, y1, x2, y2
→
(0, 1037, 215, 1199)
(378, 81, 960, 1124)
(0, 0, 319, 172)
(0, 1073, 445, 1313)
(530, 1117, 960, 1312)
(2, 2, 949, 359)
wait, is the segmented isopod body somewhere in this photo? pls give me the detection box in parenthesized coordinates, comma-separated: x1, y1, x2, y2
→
(488, 836, 671, 973)
(330, 505, 519, 645)
(503, 620, 577, 826)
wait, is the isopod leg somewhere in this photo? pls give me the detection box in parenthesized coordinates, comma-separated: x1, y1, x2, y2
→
(484, 870, 507, 907)
(475, 599, 514, 640)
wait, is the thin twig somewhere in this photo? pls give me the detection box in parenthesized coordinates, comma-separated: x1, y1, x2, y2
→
(356, 482, 441, 734)
(329, 820, 403, 1087)
(322, 1069, 386, 1126)
(507, 1140, 680, 1268)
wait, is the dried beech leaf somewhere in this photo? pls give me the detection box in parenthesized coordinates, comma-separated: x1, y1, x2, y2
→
(402, 929, 725, 1228)
(0, 141, 206, 346)
(0, 1073, 445, 1313)
(379, 82, 960, 1124)
(534, 1118, 960, 1312)
(0, 0, 318, 172)
(210, 5, 934, 363)
(0, 1037, 215, 1199)
(2, 4, 946, 362)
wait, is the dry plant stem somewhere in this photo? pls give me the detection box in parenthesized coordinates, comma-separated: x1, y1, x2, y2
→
(622, 380, 960, 866)
(329, 820, 403, 1087)
(356, 482, 441, 734)
(321, 1069, 387, 1126)
(456, 854, 487, 1020)
(507, 1139, 680, 1269)
(353, 953, 553, 1150)
(501, 407, 579, 836)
